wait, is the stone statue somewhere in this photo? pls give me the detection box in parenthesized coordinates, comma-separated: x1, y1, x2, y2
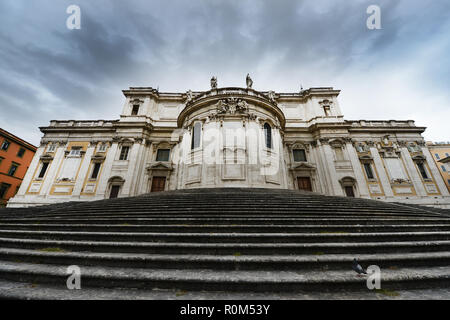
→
(267, 90, 275, 102)
(211, 76, 217, 89)
(186, 90, 193, 102)
(246, 74, 253, 89)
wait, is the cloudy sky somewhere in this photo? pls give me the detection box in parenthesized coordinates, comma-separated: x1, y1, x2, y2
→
(0, 0, 449, 146)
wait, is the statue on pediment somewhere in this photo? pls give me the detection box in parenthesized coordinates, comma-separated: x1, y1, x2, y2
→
(246, 74, 253, 89)
(186, 90, 193, 102)
(211, 76, 217, 89)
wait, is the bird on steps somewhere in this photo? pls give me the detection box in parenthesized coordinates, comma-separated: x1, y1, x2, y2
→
(352, 258, 367, 277)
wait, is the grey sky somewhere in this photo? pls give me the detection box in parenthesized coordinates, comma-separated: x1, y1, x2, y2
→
(0, 0, 449, 146)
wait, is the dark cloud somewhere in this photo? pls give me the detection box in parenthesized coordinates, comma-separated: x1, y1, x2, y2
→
(0, 0, 449, 145)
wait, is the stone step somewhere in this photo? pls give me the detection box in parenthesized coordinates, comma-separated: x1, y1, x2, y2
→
(55, 203, 431, 212)
(2, 248, 450, 271)
(6, 210, 438, 220)
(1, 217, 449, 225)
(1, 223, 450, 233)
(2, 278, 450, 299)
(1, 237, 450, 255)
(0, 229, 449, 243)
(0, 260, 448, 292)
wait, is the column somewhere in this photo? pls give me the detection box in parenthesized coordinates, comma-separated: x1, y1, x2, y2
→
(370, 147, 394, 198)
(72, 145, 95, 197)
(16, 146, 45, 196)
(422, 146, 450, 196)
(347, 143, 370, 198)
(96, 142, 119, 197)
(400, 148, 426, 196)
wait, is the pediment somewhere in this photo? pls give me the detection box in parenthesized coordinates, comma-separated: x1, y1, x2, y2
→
(411, 154, 426, 161)
(147, 161, 173, 171)
(40, 154, 54, 160)
(358, 154, 373, 160)
(290, 162, 316, 171)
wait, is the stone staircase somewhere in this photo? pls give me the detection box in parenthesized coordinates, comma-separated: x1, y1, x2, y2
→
(0, 188, 449, 298)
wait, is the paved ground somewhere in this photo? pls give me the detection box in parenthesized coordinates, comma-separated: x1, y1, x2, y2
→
(1, 280, 449, 300)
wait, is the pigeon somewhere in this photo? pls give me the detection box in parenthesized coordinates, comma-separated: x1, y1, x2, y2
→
(352, 258, 367, 276)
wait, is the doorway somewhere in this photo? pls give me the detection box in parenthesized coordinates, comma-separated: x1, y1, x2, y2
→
(109, 185, 120, 199)
(344, 186, 355, 197)
(297, 177, 312, 191)
(151, 177, 166, 192)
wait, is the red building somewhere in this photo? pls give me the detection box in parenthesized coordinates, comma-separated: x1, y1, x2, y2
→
(0, 128, 37, 207)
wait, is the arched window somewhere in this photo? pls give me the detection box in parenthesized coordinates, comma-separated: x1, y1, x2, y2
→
(191, 122, 202, 150)
(264, 123, 272, 149)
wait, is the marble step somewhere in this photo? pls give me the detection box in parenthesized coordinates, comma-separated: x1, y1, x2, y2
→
(1, 217, 449, 225)
(1, 237, 449, 255)
(6, 210, 438, 220)
(1, 223, 450, 233)
(0, 229, 449, 243)
(2, 248, 450, 271)
(0, 260, 448, 292)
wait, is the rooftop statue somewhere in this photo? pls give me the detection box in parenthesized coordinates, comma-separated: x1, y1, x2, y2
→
(246, 74, 253, 89)
(211, 76, 217, 89)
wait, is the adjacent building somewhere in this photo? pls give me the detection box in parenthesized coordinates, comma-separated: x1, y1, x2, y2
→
(0, 128, 37, 207)
(7, 78, 450, 208)
(426, 142, 450, 192)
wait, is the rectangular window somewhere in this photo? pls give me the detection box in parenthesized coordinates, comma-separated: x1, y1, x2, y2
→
(417, 162, 429, 179)
(17, 148, 25, 158)
(38, 162, 49, 179)
(446, 153, 450, 157)
(131, 105, 140, 115)
(448, 179, 450, 185)
(363, 163, 375, 179)
(91, 162, 102, 179)
(435, 153, 440, 160)
(69, 147, 82, 157)
(8, 164, 18, 176)
(1, 140, 10, 151)
(48, 144, 56, 152)
(119, 146, 129, 160)
(442, 165, 447, 172)
(156, 149, 170, 162)
(293, 149, 307, 162)
(0, 183, 11, 199)
(98, 143, 107, 152)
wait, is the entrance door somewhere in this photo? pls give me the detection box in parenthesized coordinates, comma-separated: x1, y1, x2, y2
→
(151, 177, 166, 192)
(344, 186, 355, 197)
(109, 185, 120, 199)
(297, 177, 312, 191)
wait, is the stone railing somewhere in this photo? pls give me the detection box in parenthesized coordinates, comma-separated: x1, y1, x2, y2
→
(48, 120, 117, 127)
(348, 120, 416, 127)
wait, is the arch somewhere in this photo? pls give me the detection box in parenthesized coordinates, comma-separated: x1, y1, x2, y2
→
(108, 176, 125, 184)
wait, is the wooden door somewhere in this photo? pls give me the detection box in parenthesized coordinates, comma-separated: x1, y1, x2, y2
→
(297, 177, 312, 191)
(151, 177, 166, 192)
(109, 185, 120, 199)
(344, 186, 355, 197)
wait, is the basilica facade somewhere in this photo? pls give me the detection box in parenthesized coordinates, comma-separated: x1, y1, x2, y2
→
(8, 77, 450, 208)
